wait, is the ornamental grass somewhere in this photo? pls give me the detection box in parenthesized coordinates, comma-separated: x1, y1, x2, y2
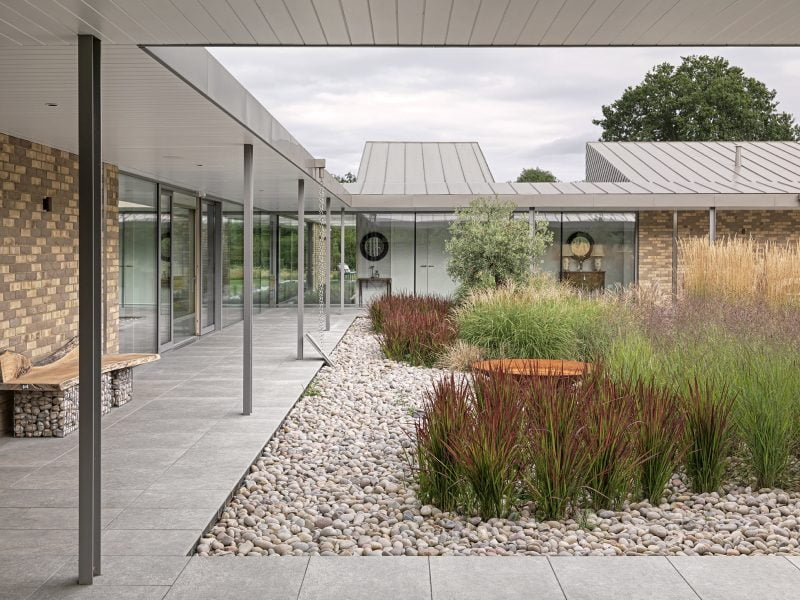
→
(370, 293, 456, 367)
(680, 236, 800, 307)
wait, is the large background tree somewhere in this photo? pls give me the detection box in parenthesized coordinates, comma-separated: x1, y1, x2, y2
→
(516, 167, 557, 182)
(594, 55, 800, 142)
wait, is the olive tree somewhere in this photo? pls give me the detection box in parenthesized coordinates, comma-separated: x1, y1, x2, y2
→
(445, 197, 553, 293)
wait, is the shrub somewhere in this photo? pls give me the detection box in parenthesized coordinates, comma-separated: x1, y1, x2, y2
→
(457, 281, 616, 361)
(525, 376, 592, 520)
(582, 375, 639, 510)
(445, 197, 552, 294)
(453, 370, 525, 519)
(684, 379, 735, 493)
(415, 374, 471, 512)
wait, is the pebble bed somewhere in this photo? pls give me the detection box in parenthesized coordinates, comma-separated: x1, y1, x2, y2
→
(200, 318, 800, 557)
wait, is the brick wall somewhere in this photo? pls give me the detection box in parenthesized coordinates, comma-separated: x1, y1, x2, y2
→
(638, 208, 800, 289)
(0, 133, 119, 433)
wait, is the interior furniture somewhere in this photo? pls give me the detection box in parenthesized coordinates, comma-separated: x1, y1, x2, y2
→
(561, 270, 605, 292)
(358, 277, 392, 307)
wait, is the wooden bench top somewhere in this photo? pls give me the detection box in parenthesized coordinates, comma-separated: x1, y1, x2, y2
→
(0, 351, 159, 392)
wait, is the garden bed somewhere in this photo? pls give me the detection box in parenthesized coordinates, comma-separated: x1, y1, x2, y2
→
(199, 318, 800, 557)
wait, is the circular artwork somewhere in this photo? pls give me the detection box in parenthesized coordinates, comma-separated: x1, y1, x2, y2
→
(360, 231, 389, 262)
(567, 231, 594, 259)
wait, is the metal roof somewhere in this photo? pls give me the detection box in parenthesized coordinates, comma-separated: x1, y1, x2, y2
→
(345, 142, 494, 195)
(587, 141, 800, 194)
(2, 1, 800, 47)
(346, 140, 800, 211)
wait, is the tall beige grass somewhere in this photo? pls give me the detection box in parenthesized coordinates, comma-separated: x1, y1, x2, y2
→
(680, 236, 800, 306)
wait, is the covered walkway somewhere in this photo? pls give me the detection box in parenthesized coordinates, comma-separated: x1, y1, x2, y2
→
(0, 309, 358, 599)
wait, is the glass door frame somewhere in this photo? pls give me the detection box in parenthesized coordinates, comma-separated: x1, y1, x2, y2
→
(199, 198, 223, 335)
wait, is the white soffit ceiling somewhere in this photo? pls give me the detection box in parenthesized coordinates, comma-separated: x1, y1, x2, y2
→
(0, 0, 799, 47)
(0, 45, 348, 211)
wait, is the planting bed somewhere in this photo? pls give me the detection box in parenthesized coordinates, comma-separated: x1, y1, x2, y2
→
(199, 319, 800, 557)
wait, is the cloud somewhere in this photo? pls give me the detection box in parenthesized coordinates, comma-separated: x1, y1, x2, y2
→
(209, 47, 800, 183)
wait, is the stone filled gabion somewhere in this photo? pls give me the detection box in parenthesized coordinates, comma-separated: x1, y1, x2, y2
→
(111, 368, 133, 407)
(14, 373, 113, 437)
(200, 318, 800, 557)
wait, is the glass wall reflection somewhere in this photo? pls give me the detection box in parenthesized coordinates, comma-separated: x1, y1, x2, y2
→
(118, 174, 158, 353)
(171, 192, 197, 343)
(560, 213, 636, 290)
(222, 201, 244, 326)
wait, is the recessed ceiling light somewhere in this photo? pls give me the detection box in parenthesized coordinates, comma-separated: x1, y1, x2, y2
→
(45, 102, 58, 107)
(196, 163, 203, 167)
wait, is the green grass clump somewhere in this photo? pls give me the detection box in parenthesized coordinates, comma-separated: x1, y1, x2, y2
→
(456, 287, 616, 362)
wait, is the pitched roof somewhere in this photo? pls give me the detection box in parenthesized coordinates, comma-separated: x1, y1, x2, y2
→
(587, 141, 800, 194)
(345, 142, 495, 195)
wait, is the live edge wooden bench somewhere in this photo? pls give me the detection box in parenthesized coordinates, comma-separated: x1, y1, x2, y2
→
(0, 339, 159, 438)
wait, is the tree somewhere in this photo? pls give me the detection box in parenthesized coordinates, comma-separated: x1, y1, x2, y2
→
(445, 197, 553, 293)
(594, 55, 800, 142)
(334, 171, 357, 183)
(516, 167, 557, 183)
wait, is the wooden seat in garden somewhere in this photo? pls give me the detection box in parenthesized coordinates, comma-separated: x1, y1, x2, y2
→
(0, 339, 159, 437)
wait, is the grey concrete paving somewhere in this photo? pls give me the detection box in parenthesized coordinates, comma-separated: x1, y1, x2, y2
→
(0, 308, 357, 598)
(3, 308, 800, 599)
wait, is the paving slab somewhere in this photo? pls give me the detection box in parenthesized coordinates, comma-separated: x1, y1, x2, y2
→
(164, 556, 308, 600)
(430, 556, 565, 600)
(669, 556, 800, 600)
(298, 556, 431, 600)
(549, 556, 698, 600)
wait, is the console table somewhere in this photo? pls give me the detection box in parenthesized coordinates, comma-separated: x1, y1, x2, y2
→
(358, 277, 392, 306)
(561, 271, 605, 292)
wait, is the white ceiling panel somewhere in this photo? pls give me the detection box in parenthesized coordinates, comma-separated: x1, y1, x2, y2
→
(445, 0, 480, 45)
(2, 0, 799, 45)
(0, 45, 348, 211)
(369, 0, 397, 45)
(397, 0, 424, 45)
(312, 0, 350, 44)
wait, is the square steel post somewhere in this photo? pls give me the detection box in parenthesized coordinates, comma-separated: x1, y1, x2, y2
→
(339, 208, 345, 313)
(243, 145, 254, 415)
(709, 207, 717, 245)
(672, 210, 678, 301)
(297, 179, 305, 359)
(78, 33, 102, 585)
(325, 197, 331, 330)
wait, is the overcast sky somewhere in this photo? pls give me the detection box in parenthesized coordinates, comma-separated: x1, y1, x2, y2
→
(210, 47, 800, 183)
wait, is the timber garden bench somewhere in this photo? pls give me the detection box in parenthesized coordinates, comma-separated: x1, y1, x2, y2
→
(0, 338, 159, 438)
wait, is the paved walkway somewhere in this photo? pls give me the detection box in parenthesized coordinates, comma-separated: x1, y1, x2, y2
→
(0, 309, 357, 599)
(2, 309, 800, 599)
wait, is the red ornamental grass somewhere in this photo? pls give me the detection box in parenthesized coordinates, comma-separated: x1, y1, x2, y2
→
(416, 373, 471, 512)
(684, 378, 735, 493)
(582, 374, 639, 511)
(379, 298, 457, 367)
(451, 368, 525, 520)
(632, 378, 686, 505)
(525, 375, 592, 521)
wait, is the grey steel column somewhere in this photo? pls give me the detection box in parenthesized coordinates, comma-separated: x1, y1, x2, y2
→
(339, 208, 345, 313)
(297, 179, 305, 359)
(672, 210, 678, 301)
(270, 214, 278, 306)
(528, 207, 536, 273)
(709, 207, 717, 245)
(243, 145, 254, 415)
(78, 34, 102, 585)
(325, 197, 331, 330)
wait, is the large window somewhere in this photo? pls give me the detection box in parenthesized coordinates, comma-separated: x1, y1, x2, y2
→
(118, 174, 158, 353)
(222, 201, 244, 326)
(560, 213, 636, 290)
